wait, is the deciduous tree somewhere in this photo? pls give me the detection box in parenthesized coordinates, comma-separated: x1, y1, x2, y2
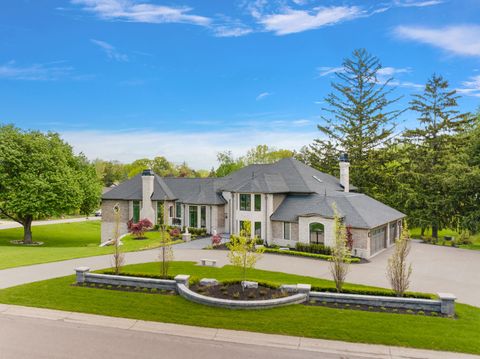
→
(0, 126, 86, 244)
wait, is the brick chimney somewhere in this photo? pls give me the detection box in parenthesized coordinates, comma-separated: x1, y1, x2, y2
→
(140, 169, 155, 222)
(339, 153, 350, 193)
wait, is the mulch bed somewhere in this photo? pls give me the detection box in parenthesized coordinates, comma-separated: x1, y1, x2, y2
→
(190, 282, 288, 301)
(305, 300, 451, 317)
(10, 240, 44, 246)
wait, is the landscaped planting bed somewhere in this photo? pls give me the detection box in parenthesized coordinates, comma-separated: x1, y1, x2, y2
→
(190, 281, 288, 301)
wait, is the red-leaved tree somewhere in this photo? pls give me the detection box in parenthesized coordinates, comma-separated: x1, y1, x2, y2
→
(127, 218, 153, 239)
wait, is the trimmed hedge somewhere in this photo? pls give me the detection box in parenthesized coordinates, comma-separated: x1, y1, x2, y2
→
(100, 271, 175, 280)
(311, 286, 434, 300)
(264, 248, 360, 263)
(295, 242, 332, 255)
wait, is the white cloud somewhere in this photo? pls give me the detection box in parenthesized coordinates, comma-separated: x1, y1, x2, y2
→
(394, 0, 443, 7)
(213, 24, 253, 37)
(91, 39, 128, 61)
(71, 0, 211, 26)
(377, 67, 410, 77)
(61, 129, 315, 168)
(258, 6, 365, 35)
(256, 92, 271, 100)
(316, 66, 344, 77)
(0, 61, 73, 81)
(457, 75, 480, 97)
(394, 25, 480, 57)
(292, 119, 312, 126)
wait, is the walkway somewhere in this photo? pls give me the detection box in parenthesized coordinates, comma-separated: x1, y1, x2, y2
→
(0, 241, 478, 307)
(0, 305, 476, 359)
(0, 216, 101, 230)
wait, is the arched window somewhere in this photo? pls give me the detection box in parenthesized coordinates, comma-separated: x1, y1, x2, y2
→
(310, 223, 325, 245)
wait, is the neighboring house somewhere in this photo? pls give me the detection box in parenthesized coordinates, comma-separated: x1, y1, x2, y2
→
(101, 157, 404, 259)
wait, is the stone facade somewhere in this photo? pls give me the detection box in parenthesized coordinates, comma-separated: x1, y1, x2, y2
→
(101, 200, 130, 243)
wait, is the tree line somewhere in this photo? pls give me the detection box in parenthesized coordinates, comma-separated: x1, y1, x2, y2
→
(295, 49, 480, 239)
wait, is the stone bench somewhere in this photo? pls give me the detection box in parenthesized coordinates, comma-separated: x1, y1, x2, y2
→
(200, 259, 217, 267)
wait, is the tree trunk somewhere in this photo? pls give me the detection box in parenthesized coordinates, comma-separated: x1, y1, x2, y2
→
(23, 216, 33, 244)
(432, 224, 439, 240)
(421, 227, 425, 236)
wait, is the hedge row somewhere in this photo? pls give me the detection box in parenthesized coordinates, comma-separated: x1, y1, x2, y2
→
(263, 248, 361, 263)
(295, 242, 332, 255)
(311, 286, 434, 299)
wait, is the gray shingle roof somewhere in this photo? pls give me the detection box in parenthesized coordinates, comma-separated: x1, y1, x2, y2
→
(220, 158, 356, 193)
(101, 158, 404, 229)
(270, 193, 405, 229)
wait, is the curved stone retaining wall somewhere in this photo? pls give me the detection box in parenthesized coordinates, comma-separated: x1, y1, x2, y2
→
(177, 283, 308, 309)
(75, 268, 456, 315)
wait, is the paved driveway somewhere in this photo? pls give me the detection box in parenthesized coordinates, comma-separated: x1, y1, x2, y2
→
(0, 240, 478, 307)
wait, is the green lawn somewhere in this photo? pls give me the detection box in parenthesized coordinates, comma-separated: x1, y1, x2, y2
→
(410, 227, 480, 250)
(0, 221, 180, 270)
(0, 261, 478, 355)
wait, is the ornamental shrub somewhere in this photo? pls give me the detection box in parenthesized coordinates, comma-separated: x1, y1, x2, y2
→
(127, 218, 153, 238)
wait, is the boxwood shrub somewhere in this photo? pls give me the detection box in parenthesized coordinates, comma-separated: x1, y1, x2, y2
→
(264, 248, 360, 263)
(295, 242, 332, 255)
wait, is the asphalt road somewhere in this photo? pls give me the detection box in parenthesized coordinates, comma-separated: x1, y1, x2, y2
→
(0, 315, 365, 359)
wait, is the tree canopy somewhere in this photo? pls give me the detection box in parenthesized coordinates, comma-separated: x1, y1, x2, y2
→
(0, 125, 102, 243)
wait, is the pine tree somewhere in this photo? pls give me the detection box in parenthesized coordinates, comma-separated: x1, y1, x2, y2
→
(310, 49, 403, 192)
(403, 74, 470, 239)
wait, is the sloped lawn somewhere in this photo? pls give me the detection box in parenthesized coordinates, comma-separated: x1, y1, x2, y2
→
(0, 261, 478, 355)
(0, 221, 180, 269)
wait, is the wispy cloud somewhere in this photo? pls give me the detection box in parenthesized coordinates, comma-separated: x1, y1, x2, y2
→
(71, 0, 211, 26)
(394, 25, 480, 57)
(316, 66, 344, 77)
(257, 6, 365, 35)
(457, 75, 480, 97)
(256, 92, 271, 101)
(0, 61, 73, 81)
(61, 129, 315, 168)
(213, 21, 253, 37)
(393, 0, 444, 7)
(91, 39, 128, 62)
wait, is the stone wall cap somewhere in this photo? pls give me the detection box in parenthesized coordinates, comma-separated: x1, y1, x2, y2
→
(297, 284, 311, 291)
(75, 267, 90, 272)
(438, 293, 456, 300)
(174, 274, 190, 281)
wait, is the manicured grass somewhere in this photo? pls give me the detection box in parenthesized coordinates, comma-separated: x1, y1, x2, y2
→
(0, 221, 181, 269)
(0, 261, 478, 354)
(410, 227, 480, 250)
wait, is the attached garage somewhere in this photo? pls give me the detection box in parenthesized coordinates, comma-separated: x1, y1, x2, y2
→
(370, 226, 387, 256)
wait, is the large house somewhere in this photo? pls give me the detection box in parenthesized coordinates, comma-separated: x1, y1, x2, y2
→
(101, 157, 404, 259)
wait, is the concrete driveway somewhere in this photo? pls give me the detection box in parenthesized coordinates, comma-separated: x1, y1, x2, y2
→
(0, 240, 478, 307)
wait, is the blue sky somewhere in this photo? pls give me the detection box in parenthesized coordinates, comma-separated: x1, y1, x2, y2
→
(1, 0, 480, 168)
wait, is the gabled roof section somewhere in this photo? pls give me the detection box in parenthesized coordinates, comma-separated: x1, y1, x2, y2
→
(271, 193, 405, 229)
(162, 177, 227, 205)
(219, 157, 354, 194)
(102, 174, 177, 201)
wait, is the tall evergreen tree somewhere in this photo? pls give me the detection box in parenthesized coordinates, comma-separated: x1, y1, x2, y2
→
(309, 49, 403, 192)
(402, 74, 470, 238)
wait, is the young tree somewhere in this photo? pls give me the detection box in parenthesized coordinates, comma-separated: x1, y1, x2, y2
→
(227, 229, 264, 284)
(310, 49, 403, 193)
(0, 126, 85, 244)
(387, 221, 412, 297)
(329, 204, 350, 292)
(403, 74, 470, 238)
(112, 204, 124, 275)
(158, 203, 173, 278)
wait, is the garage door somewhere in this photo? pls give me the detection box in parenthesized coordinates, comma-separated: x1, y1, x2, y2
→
(371, 226, 387, 255)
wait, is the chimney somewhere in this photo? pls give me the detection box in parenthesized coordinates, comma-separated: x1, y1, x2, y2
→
(339, 153, 350, 193)
(140, 169, 155, 222)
